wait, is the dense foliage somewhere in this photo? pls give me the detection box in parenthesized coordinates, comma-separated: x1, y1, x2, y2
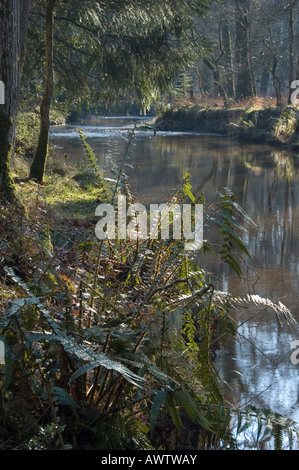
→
(21, 0, 212, 115)
(1, 0, 299, 452)
(0, 132, 298, 450)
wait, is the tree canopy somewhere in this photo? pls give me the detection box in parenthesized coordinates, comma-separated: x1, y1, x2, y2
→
(22, 0, 213, 182)
(22, 0, 212, 113)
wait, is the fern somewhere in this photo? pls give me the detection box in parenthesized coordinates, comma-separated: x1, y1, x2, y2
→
(68, 355, 145, 388)
(150, 389, 166, 438)
(174, 389, 212, 431)
(2, 268, 146, 389)
(205, 188, 256, 277)
(77, 129, 111, 201)
(2, 145, 299, 450)
(166, 393, 183, 433)
(203, 404, 299, 450)
(213, 291, 297, 327)
(273, 423, 284, 450)
(52, 386, 79, 411)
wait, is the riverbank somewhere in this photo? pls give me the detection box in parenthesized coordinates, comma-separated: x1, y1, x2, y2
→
(155, 105, 299, 150)
(2, 114, 298, 450)
(0, 156, 241, 450)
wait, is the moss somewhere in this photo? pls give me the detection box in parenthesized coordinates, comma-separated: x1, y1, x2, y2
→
(18, 169, 101, 221)
(273, 109, 297, 143)
(29, 123, 49, 183)
(0, 111, 17, 202)
(156, 106, 299, 149)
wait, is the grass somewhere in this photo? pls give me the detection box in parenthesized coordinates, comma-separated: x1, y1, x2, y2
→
(13, 155, 102, 222)
(168, 94, 281, 112)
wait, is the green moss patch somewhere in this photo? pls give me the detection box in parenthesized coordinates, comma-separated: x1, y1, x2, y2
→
(156, 106, 299, 148)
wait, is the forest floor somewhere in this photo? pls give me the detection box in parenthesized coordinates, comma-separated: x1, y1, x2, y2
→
(0, 154, 100, 306)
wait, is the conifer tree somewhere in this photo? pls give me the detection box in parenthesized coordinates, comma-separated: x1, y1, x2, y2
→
(29, 0, 212, 183)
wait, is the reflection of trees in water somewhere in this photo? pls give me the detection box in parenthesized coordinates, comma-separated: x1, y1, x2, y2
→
(210, 149, 299, 439)
(51, 132, 299, 272)
(208, 148, 299, 278)
(51, 132, 299, 417)
(51, 136, 299, 274)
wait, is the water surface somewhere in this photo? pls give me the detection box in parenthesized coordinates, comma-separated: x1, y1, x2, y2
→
(50, 116, 299, 446)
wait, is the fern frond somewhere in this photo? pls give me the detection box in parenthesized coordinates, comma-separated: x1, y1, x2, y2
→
(203, 404, 299, 450)
(174, 389, 211, 431)
(166, 393, 182, 432)
(52, 386, 79, 411)
(218, 188, 259, 229)
(77, 129, 111, 201)
(213, 291, 297, 326)
(150, 389, 166, 437)
(273, 423, 284, 450)
(3, 266, 32, 296)
(68, 353, 145, 388)
(0, 296, 41, 329)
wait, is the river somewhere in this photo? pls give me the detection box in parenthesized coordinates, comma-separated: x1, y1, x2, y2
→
(50, 115, 299, 448)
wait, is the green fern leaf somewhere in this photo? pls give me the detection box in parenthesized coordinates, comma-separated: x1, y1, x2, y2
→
(52, 386, 79, 411)
(68, 354, 145, 388)
(167, 393, 182, 432)
(174, 389, 211, 431)
(274, 423, 284, 450)
(219, 188, 258, 228)
(150, 389, 166, 437)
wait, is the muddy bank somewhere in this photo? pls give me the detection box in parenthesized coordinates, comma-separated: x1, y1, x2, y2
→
(155, 106, 299, 150)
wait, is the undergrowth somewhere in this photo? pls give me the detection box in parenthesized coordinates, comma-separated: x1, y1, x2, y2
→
(0, 129, 298, 450)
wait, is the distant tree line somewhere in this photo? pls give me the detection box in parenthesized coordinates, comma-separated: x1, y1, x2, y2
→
(186, 0, 299, 106)
(1, 0, 299, 202)
(0, 0, 212, 199)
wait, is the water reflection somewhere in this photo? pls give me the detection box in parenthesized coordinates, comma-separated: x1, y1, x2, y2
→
(50, 119, 299, 443)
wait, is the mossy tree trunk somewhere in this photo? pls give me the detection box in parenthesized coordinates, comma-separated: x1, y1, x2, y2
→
(235, 0, 255, 100)
(29, 0, 56, 183)
(0, 0, 31, 202)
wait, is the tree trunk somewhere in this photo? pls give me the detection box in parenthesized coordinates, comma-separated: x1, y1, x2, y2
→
(0, 0, 31, 201)
(30, 0, 56, 183)
(203, 57, 229, 107)
(235, 0, 255, 100)
(288, 1, 294, 104)
(271, 55, 282, 106)
(222, 19, 235, 99)
(260, 67, 270, 96)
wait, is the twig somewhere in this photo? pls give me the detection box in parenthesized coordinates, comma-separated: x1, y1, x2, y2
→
(145, 277, 190, 301)
(46, 383, 65, 450)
